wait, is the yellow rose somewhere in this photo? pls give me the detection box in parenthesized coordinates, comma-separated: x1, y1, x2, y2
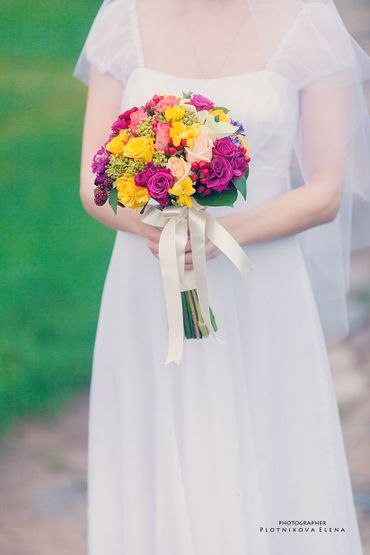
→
(168, 176, 196, 207)
(185, 133, 214, 164)
(118, 129, 130, 143)
(123, 137, 154, 162)
(116, 174, 150, 210)
(106, 136, 125, 156)
(165, 105, 185, 122)
(209, 109, 230, 122)
(166, 155, 191, 183)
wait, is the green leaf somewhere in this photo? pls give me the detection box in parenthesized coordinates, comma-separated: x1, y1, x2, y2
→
(195, 187, 238, 207)
(214, 115, 220, 123)
(182, 90, 193, 99)
(108, 187, 118, 214)
(213, 106, 230, 113)
(234, 174, 247, 200)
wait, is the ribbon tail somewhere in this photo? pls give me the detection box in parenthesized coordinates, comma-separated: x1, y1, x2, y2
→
(158, 219, 184, 365)
(206, 214, 253, 276)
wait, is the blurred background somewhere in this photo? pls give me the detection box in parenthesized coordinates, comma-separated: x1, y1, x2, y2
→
(0, 0, 369, 553)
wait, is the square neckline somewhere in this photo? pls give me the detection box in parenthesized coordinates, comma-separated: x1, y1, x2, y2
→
(128, 0, 312, 85)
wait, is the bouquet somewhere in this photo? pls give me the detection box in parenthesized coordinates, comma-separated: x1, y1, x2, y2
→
(92, 91, 252, 363)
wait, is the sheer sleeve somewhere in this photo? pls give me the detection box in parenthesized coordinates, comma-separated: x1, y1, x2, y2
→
(268, 2, 370, 344)
(73, 0, 143, 104)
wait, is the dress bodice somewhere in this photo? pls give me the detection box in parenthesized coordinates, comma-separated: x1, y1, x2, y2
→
(120, 67, 299, 214)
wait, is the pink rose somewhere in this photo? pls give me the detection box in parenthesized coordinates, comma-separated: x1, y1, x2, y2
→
(186, 94, 214, 111)
(155, 121, 171, 151)
(129, 109, 147, 135)
(147, 168, 174, 206)
(230, 151, 249, 177)
(156, 95, 180, 113)
(207, 155, 234, 192)
(111, 107, 138, 133)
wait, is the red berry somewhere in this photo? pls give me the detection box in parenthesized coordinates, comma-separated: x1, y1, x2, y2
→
(200, 177, 207, 184)
(191, 162, 199, 171)
(153, 95, 160, 103)
(169, 147, 177, 155)
(164, 148, 171, 155)
(198, 186, 205, 193)
(204, 188, 212, 195)
(198, 160, 208, 169)
(200, 168, 209, 176)
(180, 139, 187, 147)
(190, 173, 197, 181)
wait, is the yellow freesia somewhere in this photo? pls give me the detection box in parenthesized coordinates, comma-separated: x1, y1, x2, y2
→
(169, 122, 201, 147)
(164, 105, 185, 122)
(123, 136, 154, 162)
(238, 134, 249, 156)
(168, 176, 196, 207)
(106, 136, 125, 156)
(209, 109, 230, 122)
(116, 174, 150, 210)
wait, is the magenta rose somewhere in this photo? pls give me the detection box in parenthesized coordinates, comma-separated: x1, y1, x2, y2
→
(207, 155, 234, 192)
(213, 137, 238, 158)
(186, 94, 214, 111)
(147, 168, 174, 206)
(111, 107, 139, 133)
(230, 151, 249, 177)
(134, 162, 157, 188)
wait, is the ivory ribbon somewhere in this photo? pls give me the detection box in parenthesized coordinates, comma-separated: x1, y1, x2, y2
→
(141, 199, 253, 364)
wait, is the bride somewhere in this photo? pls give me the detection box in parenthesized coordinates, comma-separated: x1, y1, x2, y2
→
(74, 0, 370, 553)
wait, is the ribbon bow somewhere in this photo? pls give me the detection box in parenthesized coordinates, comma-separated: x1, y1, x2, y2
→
(141, 199, 252, 364)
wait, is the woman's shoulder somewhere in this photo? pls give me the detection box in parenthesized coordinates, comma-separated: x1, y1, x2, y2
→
(269, 2, 352, 88)
(82, 0, 140, 84)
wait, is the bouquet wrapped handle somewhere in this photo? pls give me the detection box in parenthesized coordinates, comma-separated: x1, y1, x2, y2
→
(141, 200, 253, 364)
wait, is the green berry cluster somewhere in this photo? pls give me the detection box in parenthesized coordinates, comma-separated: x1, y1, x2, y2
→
(182, 110, 199, 126)
(152, 151, 168, 167)
(107, 155, 146, 179)
(136, 117, 155, 138)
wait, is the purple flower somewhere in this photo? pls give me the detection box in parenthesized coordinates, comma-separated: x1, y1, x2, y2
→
(230, 135, 242, 147)
(212, 137, 237, 159)
(230, 151, 248, 178)
(207, 156, 234, 192)
(92, 144, 110, 174)
(230, 118, 245, 135)
(146, 168, 174, 206)
(186, 94, 214, 111)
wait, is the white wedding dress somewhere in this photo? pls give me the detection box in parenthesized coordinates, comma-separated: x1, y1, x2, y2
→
(79, 2, 366, 554)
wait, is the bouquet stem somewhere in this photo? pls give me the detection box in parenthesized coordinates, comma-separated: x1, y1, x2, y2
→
(181, 289, 218, 339)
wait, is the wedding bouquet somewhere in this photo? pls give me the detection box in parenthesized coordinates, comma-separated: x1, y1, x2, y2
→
(92, 91, 251, 363)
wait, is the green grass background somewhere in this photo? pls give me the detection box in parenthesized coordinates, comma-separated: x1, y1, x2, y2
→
(0, 0, 113, 435)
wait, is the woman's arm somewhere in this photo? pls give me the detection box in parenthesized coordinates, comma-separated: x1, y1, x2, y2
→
(219, 169, 342, 246)
(79, 79, 147, 237)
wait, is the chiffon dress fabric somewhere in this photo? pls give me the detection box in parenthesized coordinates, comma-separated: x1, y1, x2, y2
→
(73, 1, 370, 553)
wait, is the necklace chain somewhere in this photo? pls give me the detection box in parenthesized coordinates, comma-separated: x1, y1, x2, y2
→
(182, 0, 247, 79)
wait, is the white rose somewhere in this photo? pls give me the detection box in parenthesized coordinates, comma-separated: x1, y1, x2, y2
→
(185, 133, 214, 164)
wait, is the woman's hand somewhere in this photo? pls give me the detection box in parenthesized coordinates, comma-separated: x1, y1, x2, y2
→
(144, 225, 162, 258)
(145, 224, 220, 270)
(184, 238, 220, 271)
